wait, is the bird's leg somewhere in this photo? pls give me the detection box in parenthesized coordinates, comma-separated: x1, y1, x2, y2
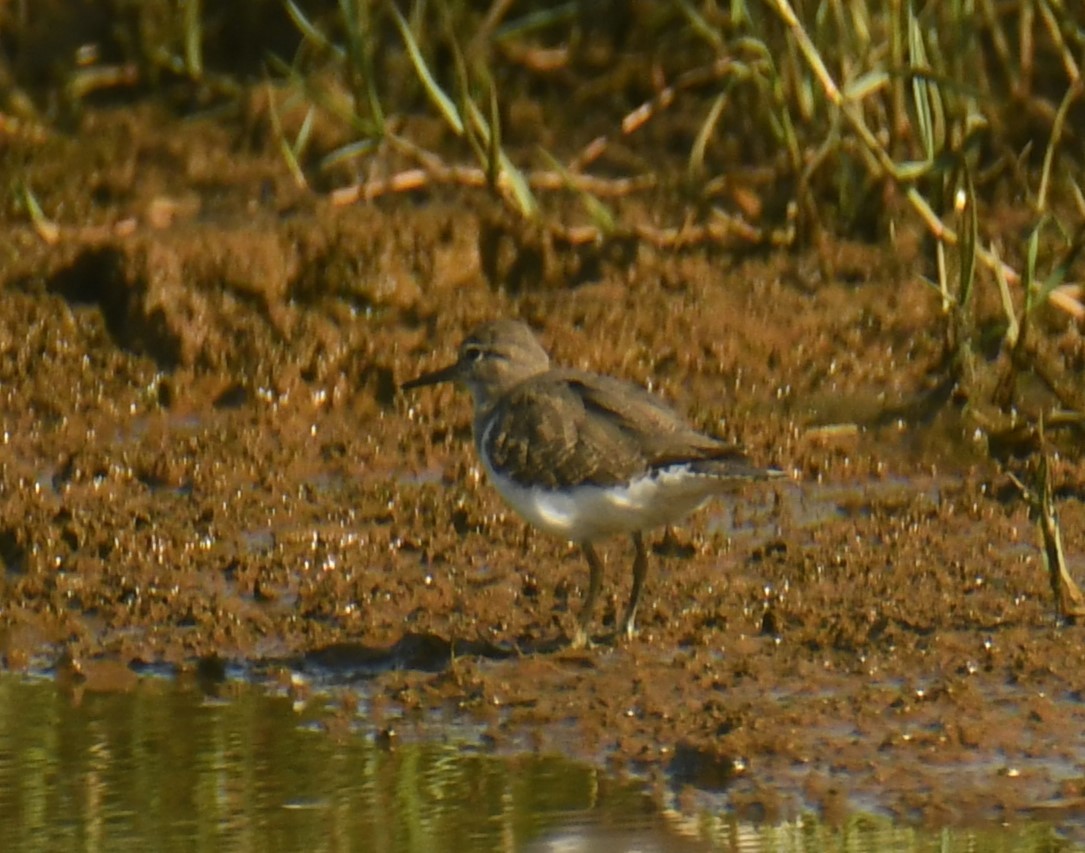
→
(573, 542, 604, 648)
(619, 531, 649, 640)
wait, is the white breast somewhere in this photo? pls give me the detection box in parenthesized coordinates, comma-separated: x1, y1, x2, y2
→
(482, 457, 723, 543)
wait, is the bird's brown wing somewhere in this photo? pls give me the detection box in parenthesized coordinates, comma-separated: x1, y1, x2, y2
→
(567, 372, 772, 482)
(482, 370, 758, 489)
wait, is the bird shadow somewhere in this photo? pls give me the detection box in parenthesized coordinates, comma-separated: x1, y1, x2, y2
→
(292, 630, 596, 682)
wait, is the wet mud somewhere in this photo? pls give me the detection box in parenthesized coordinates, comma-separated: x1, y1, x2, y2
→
(3, 104, 1085, 836)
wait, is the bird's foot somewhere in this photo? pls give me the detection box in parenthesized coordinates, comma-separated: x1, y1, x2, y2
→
(569, 625, 595, 650)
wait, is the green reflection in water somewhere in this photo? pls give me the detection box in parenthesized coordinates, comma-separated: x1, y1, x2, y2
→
(0, 674, 1079, 852)
(0, 674, 658, 852)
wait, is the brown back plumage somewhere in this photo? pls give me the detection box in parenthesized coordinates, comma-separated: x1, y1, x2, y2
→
(403, 319, 777, 490)
(481, 368, 762, 490)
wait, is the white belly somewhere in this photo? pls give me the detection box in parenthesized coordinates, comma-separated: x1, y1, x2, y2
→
(482, 460, 723, 543)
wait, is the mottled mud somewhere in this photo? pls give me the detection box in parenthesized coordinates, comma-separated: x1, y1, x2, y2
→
(3, 104, 1085, 837)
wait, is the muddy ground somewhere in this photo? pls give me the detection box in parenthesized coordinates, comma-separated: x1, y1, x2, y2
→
(2, 101, 1085, 836)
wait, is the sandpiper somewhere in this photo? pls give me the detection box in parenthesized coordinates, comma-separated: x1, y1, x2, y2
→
(402, 320, 782, 647)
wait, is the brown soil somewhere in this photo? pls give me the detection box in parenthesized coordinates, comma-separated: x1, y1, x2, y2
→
(3, 102, 1085, 836)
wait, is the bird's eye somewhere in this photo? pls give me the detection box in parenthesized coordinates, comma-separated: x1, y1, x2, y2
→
(462, 345, 483, 362)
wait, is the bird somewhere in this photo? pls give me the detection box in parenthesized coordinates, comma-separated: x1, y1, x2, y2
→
(402, 319, 783, 647)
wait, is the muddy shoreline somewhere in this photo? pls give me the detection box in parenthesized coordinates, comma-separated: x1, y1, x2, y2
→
(2, 104, 1085, 836)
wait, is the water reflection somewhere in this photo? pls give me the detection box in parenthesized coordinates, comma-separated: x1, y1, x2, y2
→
(0, 674, 665, 852)
(0, 675, 1075, 852)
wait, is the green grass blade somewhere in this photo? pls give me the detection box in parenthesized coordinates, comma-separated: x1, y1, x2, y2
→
(675, 0, 724, 51)
(689, 92, 727, 179)
(958, 167, 977, 310)
(283, 0, 343, 58)
(1022, 219, 1044, 315)
(294, 104, 315, 157)
(907, 3, 935, 162)
(390, 5, 464, 135)
(493, 3, 578, 41)
(843, 70, 889, 101)
(990, 242, 1019, 347)
(539, 148, 613, 233)
(1036, 79, 1082, 213)
(1031, 224, 1085, 311)
(265, 81, 308, 189)
(465, 100, 537, 217)
(338, 0, 384, 134)
(21, 183, 60, 243)
(182, 0, 203, 79)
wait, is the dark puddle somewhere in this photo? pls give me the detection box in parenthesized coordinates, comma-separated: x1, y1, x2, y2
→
(0, 672, 1075, 852)
(303, 632, 517, 677)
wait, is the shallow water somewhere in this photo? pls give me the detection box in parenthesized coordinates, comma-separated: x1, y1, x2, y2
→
(0, 674, 1076, 852)
(0, 673, 655, 851)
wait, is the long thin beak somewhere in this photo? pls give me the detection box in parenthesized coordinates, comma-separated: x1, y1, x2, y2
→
(400, 360, 461, 391)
